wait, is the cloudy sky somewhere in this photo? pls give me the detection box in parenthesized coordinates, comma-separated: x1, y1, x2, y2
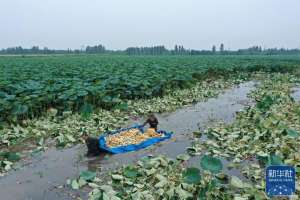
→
(1, 0, 299, 50)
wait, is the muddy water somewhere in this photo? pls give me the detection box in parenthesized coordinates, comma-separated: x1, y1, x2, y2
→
(292, 86, 300, 101)
(0, 81, 257, 200)
(0, 146, 85, 200)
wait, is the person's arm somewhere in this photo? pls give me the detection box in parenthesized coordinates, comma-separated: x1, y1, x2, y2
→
(142, 119, 149, 127)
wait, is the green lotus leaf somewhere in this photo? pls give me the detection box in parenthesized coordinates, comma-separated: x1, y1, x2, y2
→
(11, 104, 28, 115)
(284, 128, 300, 138)
(267, 154, 283, 166)
(182, 167, 201, 184)
(200, 155, 223, 174)
(123, 166, 138, 178)
(80, 170, 97, 181)
(0, 152, 21, 162)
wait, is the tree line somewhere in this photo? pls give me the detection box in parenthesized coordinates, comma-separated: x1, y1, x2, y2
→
(1, 44, 300, 56)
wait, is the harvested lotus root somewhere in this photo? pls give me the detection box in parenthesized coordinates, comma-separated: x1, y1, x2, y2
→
(106, 128, 163, 147)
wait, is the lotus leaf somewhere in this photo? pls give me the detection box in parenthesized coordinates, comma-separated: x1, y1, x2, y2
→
(200, 155, 223, 174)
(182, 167, 201, 184)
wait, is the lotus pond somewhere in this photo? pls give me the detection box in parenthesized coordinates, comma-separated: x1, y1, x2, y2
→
(0, 55, 300, 199)
(62, 73, 300, 200)
(1, 55, 300, 123)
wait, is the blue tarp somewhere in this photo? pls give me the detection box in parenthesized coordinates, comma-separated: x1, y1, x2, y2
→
(98, 125, 173, 154)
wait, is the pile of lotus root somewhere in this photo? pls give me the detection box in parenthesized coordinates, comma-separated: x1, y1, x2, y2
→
(106, 128, 163, 147)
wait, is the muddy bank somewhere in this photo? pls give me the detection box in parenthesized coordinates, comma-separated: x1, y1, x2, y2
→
(0, 81, 257, 200)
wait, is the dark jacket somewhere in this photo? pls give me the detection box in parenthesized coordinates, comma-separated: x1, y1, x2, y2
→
(143, 117, 158, 130)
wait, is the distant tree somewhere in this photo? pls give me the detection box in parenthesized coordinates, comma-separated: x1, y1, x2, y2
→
(86, 44, 106, 54)
(174, 45, 178, 54)
(31, 46, 39, 53)
(173, 45, 188, 55)
(125, 45, 167, 56)
(1, 44, 300, 56)
(43, 47, 49, 54)
(212, 45, 216, 53)
(220, 44, 224, 53)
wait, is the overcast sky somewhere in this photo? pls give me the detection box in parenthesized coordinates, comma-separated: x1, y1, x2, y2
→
(1, 0, 299, 50)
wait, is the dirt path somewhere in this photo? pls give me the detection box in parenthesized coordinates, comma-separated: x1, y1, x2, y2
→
(0, 81, 257, 200)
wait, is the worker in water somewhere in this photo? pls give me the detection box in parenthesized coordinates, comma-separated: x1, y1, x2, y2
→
(142, 113, 159, 131)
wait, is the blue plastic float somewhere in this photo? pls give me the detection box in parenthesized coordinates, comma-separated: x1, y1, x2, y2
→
(98, 125, 173, 154)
